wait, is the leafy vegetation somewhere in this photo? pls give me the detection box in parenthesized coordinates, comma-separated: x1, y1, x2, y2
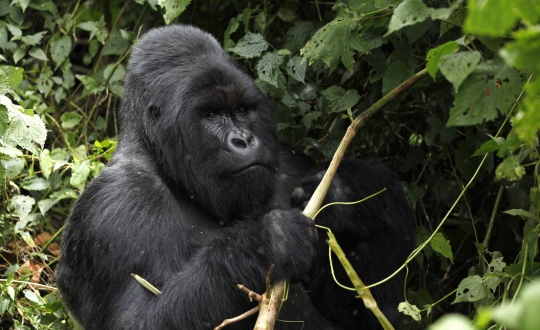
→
(0, 0, 539, 329)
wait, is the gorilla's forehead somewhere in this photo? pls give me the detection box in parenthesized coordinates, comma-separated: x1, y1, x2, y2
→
(183, 64, 260, 111)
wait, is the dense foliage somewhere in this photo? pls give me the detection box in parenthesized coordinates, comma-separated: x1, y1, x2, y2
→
(0, 0, 539, 329)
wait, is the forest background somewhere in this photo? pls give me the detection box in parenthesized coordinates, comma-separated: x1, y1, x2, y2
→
(0, 0, 539, 329)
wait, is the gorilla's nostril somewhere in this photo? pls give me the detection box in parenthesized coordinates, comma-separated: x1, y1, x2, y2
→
(232, 138, 248, 148)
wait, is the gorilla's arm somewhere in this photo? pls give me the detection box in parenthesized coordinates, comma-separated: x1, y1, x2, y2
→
(58, 164, 317, 330)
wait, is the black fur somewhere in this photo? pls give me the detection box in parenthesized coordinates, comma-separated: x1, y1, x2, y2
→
(56, 25, 415, 330)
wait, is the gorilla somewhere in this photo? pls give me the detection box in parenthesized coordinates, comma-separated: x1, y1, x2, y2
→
(56, 25, 414, 330)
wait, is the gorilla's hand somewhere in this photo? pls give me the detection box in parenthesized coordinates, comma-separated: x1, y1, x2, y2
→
(262, 209, 318, 280)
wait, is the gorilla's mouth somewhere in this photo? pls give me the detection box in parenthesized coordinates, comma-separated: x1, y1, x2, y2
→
(231, 162, 273, 174)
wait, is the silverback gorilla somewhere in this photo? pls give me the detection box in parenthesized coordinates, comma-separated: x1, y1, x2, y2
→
(56, 25, 415, 330)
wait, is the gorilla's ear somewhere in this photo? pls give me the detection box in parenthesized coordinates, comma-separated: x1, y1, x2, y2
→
(148, 105, 160, 123)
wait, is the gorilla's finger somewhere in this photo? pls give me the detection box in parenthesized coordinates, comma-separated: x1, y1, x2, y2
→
(291, 187, 306, 208)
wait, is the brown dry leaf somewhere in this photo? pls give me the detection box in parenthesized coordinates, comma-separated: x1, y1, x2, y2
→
(34, 232, 52, 247)
(18, 259, 44, 287)
(48, 242, 61, 257)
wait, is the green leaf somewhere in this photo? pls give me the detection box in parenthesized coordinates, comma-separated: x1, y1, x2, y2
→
(159, 0, 190, 23)
(283, 21, 314, 54)
(426, 41, 458, 79)
(9, 195, 35, 220)
(50, 35, 72, 69)
(61, 111, 83, 129)
(465, 0, 516, 37)
(452, 275, 486, 303)
(382, 61, 414, 95)
(102, 30, 129, 56)
(76, 74, 104, 95)
(223, 14, 241, 49)
(503, 209, 535, 218)
(286, 56, 306, 83)
(277, 7, 296, 22)
(37, 198, 56, 215)
(500, 26, 540, 73)
(70, 160, 91, 187)
(439, 51, 482, 92)
(386, 0, 429, 35)
(471, 137, 504, 156)
(21, 177, 50, 191)
(229, 33, 268, 58)
(23, 290, 41, 305)
(5, 23, 22, 38)
(430, 232, 453, 262)
(495, 155, 525, 182)
(427, 0, 464, 21)
(301, 7, 368, 72)
(21, 31, 46, 46)
(256, 52, 283, 87)
(39, 149, 53, 179)
(0, 104, 7, 135)
(1, 95, 47, 150)
(398, 301, 421, 321)
(428, 314, 474, 330)
(29, 47, 48, 61)
(514, 81, 540, 144)
(301, 111, 321, 130)
(0, 66, 23, 90)
(321, 86, 361, 113)
(448, 61, 521, 126)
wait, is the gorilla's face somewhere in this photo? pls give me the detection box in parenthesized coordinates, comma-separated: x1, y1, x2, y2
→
(121, 26, 279, 222)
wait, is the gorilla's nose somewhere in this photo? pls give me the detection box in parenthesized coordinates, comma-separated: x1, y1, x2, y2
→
(226, 130, 260, 154)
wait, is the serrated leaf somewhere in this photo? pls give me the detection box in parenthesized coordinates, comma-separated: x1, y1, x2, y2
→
(76, 74, 104, 94)
(504, 209, 535, 218)
(426, 41, 458, 79)
(29, 47, 48, 61)
(157, 0, 191, 25)
(301, 10, 368, 72)
(50, 35, 71, 69)
(286, 56, 306, 83)
(448, 61, 521, 126)
(283, 21, 314, 54)
(256, 52, 283, 87)
(1, 95, 47, 150)
(495, 155, 525, 182)
(398, 301, 421, 321)
(500, 26, 540, 73)
(60, 111, 83, 129)
(439, 51, 482, 92)
(2, 158, 24, 178)
(452, 275, 486, 303)
(321, 86, 360, 113)
(6, 23, 22, 38)
(386, 0, 429, 35)
(21, 177, 50, 191)
(9, 195, 35, 220)
(430, 232, 453, 262)
(228, 33, 268, 58)
(20, 31, 45, 47)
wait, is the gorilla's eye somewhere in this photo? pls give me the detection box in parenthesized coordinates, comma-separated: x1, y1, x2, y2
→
(236, 107, 247, 114)
(206, 112, 218, 118)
